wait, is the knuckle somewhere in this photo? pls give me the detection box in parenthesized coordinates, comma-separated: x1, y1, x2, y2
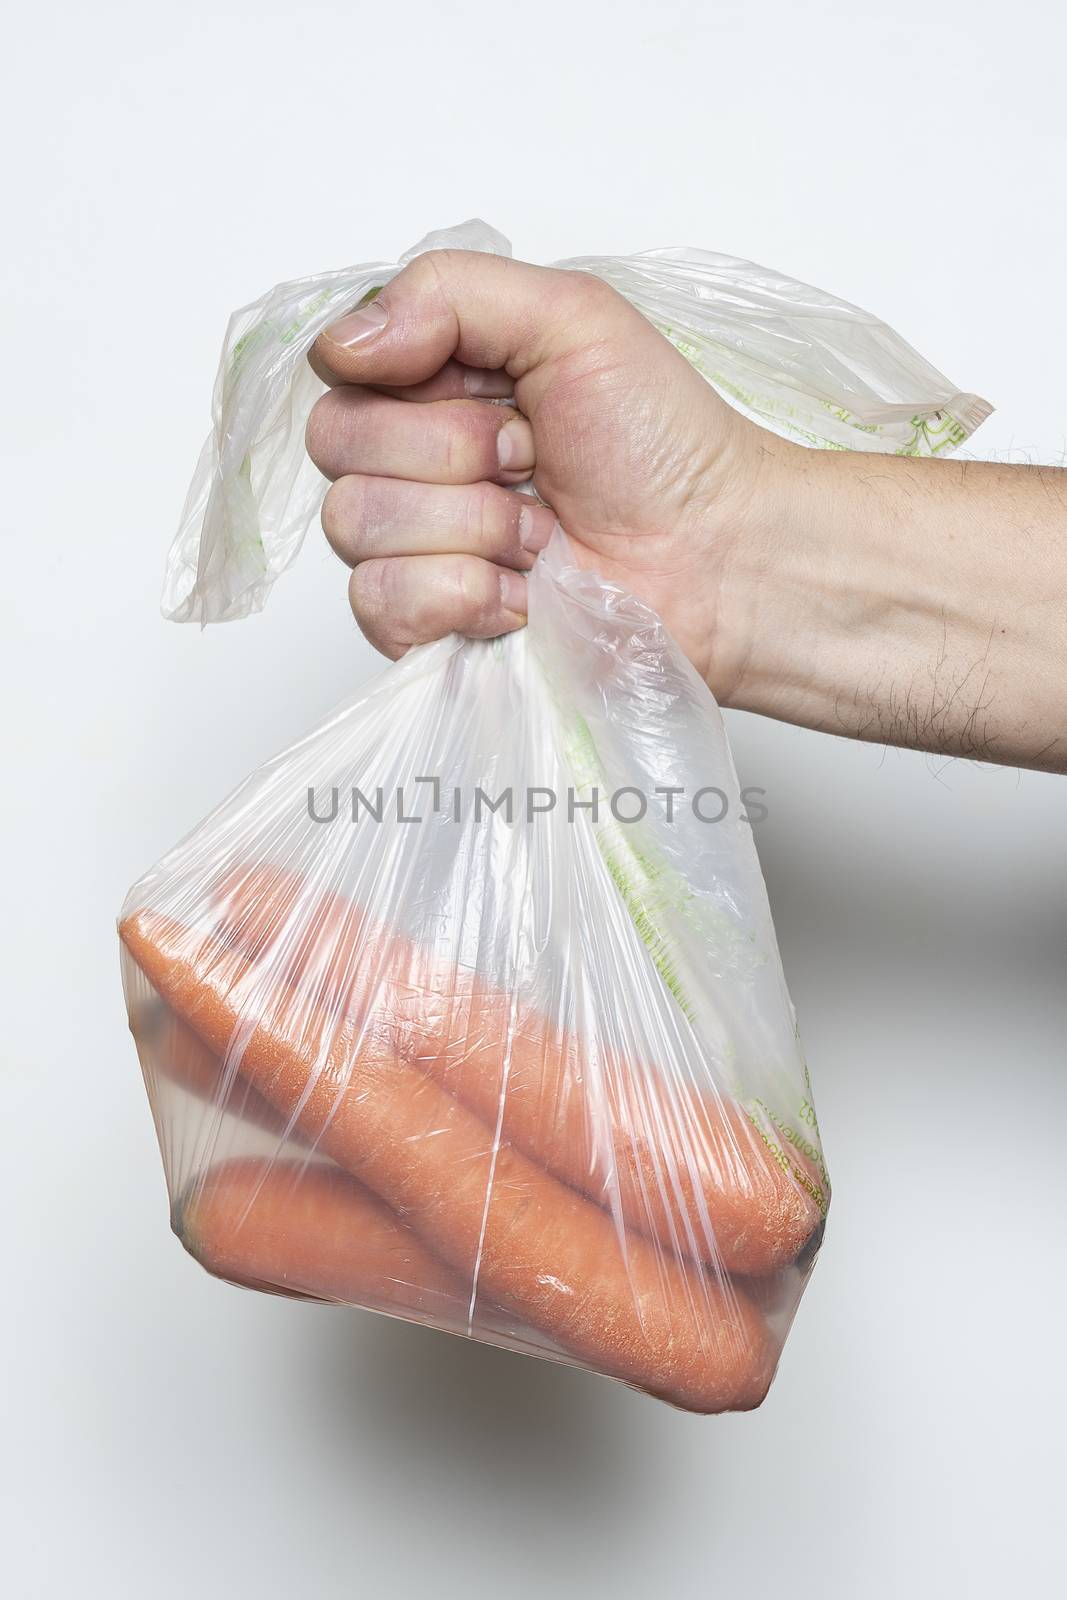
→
(347, 557, 392, 625)
(418, 248, 455, 273)
(470, 480, 511, 556)
(463, 482, 500, 550)
(320, 481, 343, 546)
(417, 248, 465, 283)
(455, 559, 497, 627)
(347, 558, 413, 660)
(321, 478, 363, 557)
(401, 249, 462, 305)
(305, 388, 348, 467)
(563, 267, 616, 315)
(444, 403, 488, 481)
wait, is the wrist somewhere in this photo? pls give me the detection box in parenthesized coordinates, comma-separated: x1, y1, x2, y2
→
(704, 431, 924, 733)
(709, 437, 922, 730)
(697, 425, 820, 713)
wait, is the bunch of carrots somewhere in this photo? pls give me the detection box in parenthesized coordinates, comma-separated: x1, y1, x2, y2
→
(120, 865, 823, 1413)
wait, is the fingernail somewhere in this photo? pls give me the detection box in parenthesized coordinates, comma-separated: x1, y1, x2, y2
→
(499, 569, 528, 616)
(465, 368, 514, 398)
(517, 504, 556, 555)
(496, 417, 534, 472)
(323, 300, 389, 348)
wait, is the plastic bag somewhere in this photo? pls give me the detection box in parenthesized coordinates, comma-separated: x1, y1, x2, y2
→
(121, 222, 988, 1412)
(164, 219, 991, 625)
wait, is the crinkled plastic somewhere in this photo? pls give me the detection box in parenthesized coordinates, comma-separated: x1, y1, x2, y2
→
(122, 223, 988, 1411)
(163, 218, 991, 625)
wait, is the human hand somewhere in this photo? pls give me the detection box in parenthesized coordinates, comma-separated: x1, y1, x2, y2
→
(305, 250, 781, 700)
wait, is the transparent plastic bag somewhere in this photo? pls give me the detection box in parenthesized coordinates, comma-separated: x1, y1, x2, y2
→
(163, 219, 991, 625)
(122, 222, 987, 1411)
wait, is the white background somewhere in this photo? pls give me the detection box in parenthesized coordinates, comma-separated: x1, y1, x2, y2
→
(3, 2, 1066, 1595)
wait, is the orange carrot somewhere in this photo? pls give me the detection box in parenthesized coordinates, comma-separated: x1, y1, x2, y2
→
(180, 1158, 565, 1360)
(206, 864, 821, 1274)
(183, 1158, 465, 1317)
(120, 908, 775, 1412)
(135, 1000, 557, 1346)
(129, 996, 296, 1139)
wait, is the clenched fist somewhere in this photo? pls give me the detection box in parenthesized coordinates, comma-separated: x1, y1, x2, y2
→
(306, 247, 1067, 771)
(306, 250, 777, 701)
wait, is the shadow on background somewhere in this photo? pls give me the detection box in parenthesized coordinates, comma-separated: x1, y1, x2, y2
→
(283, 1300, 641, 1512)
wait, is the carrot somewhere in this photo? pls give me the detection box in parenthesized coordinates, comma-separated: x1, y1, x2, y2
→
(180, 1157, 567, 1360)
(183, 1158, 467, 1319)
(180, 1157, 462, 1305)
(206, 864, 821, 1274)
(135, 996, 562, 1347)
(129, 996, 296, 1139)
(120, 909, 776, 1412)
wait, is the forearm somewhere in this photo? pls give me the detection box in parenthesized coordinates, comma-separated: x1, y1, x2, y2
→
(721, 443, 1067, 771)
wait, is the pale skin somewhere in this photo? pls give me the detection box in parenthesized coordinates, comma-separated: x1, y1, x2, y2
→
(306, 251, 1067, 774)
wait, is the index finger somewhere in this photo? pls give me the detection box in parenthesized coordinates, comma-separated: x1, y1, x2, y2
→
(308, 250, 640, 405)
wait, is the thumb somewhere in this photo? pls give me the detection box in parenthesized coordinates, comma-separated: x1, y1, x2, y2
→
(310, 249, 640, 397)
